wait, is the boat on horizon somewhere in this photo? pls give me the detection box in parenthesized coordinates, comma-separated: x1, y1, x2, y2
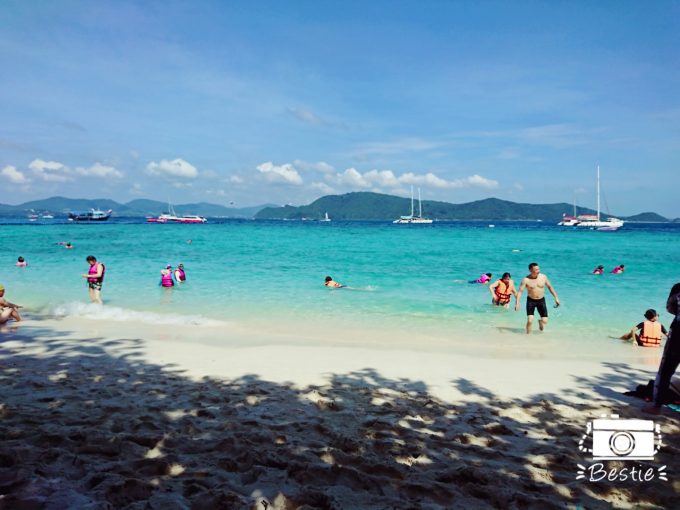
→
(146, 204, 207, 223)
(68, 208, 112, 221)
(393, 187, 433, 224)
(558, 167, 624, 230)
(320, 212, 331, 222)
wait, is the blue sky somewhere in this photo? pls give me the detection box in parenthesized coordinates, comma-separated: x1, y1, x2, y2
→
(1, 1, 679, 216)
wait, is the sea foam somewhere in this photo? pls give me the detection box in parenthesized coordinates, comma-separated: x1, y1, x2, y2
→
(49, 302, 227, 327)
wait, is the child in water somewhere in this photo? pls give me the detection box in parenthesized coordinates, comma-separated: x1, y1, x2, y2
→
(471, 273, 492, 284)
(16, 256, 27, 267)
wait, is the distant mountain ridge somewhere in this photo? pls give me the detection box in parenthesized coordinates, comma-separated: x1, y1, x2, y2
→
(0, 196, 273, 218)
(255, 192, 669, 222)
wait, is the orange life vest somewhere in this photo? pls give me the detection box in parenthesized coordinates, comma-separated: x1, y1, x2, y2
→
(493, 280, 513, 305)
(638, 320, 662, 347)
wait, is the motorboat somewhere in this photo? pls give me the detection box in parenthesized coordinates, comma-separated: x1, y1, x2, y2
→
(68, 209, 112, 221)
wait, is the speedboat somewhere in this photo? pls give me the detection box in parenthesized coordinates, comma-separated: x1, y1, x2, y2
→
(68, 209, 112, 221)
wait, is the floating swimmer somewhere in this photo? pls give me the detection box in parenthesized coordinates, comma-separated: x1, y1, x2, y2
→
(16, 256, 27, 267)
(619, 309, 667, 347)
(592, 265, 604, 275)
(324, 275, 344, 288)
(470, 273, 492, 284)
(611, 264, 625, 274)
(64, 242, 74, 249)
(160, 265, 174, 288)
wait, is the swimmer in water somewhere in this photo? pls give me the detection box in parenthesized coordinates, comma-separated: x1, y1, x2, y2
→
(611, 264, 625, 274)
(470, 273, 492, 284)
(324, 276, 344, 288)
(592, 265, 604, 275)
(65, 242, 74, 249)
(16, 256, 27, 267)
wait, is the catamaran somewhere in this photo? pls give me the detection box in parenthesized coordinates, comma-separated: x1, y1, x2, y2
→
(393, 186, 433, 224)
(574, 166, 624, 230)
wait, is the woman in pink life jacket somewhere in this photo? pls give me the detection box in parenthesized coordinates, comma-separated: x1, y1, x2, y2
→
(160, 265, 174, 287)
(174, 264, 186, 283)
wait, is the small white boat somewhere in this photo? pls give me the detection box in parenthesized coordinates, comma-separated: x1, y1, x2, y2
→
(320, 212, 331, 222)
(393, 187, 433, 224)
(575, 167, 624, 230)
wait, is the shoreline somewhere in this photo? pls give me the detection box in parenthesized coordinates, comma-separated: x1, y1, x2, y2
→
(1, 313, 678, 508)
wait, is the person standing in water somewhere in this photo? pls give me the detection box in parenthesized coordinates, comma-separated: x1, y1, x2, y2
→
(489, 272, 517, 308)
(174, 264, 186, 284)
(160, 265, 175, 288)
(515, 262, 560, 334)
(81, 255, 105, 304)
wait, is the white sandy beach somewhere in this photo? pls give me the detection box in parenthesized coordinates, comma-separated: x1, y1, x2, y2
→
(1, 313, 679, 509)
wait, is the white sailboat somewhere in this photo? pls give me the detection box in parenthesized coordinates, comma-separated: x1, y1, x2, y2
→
(575, 166, 624, 230)
(393, 187, 433, 224)
(320, 212, 331, 222)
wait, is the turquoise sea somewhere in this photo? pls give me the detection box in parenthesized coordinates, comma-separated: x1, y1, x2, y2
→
(2, 219, 679, 359)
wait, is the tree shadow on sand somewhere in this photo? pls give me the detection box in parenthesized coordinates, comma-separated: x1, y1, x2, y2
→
(0, 327, 678, 509)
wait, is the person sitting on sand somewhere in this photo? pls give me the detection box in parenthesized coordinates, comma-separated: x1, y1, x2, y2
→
(0, 284, 22, 324)
(592, 265, 604, 275)
(644, 283, 680, 413)
(611, 264, 625, 274)
(489, 273, 517, 308)
(16, 256, 27, 267)
(471, 273, 492, 284)
(161, 265, 175, 288)
(324, 276, 344, 288)
(620, 309, 668, 347)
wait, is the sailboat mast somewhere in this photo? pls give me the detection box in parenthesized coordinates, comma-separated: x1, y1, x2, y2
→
(410, 186, 414, 217)
(418, 188, 422, 217)
(596, 165, 600, 221)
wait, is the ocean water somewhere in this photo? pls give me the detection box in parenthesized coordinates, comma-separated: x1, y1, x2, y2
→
(2, 219, 679, 359)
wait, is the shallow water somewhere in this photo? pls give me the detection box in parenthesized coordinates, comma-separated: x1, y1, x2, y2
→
(2, 219, 679, 358)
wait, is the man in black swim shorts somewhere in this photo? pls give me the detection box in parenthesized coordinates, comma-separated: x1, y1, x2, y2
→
(515, 262, 560, 334)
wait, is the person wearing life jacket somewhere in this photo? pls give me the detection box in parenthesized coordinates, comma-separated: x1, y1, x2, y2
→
(80, 255, 105, 304)
(174, 263, 186, 283)
(471, 273, 492, 284)
(611, 264, 625, 274)
(16, 256, 27, 267)
(620, 309, 667, 347)
(592, 265, 604, 275)
(160, 265, 175, 288)
(489, 272, 517, 308)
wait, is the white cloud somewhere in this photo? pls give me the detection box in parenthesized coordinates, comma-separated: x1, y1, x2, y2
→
(286, 107, 325, 125)
(256, 161, 303, 185)
(229, 175, 244, 184)
(310, 181, 335, 195)
(172, 182, 193, 189)
(1, 165, 30, 184)
(146, 158, 198, 178)
(75, 162, 123, 179)
(328, 167, 498, 191)
(29, 158, 71, 182)
(294, 160, 335, 174)
(336, 167, 370, 188)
